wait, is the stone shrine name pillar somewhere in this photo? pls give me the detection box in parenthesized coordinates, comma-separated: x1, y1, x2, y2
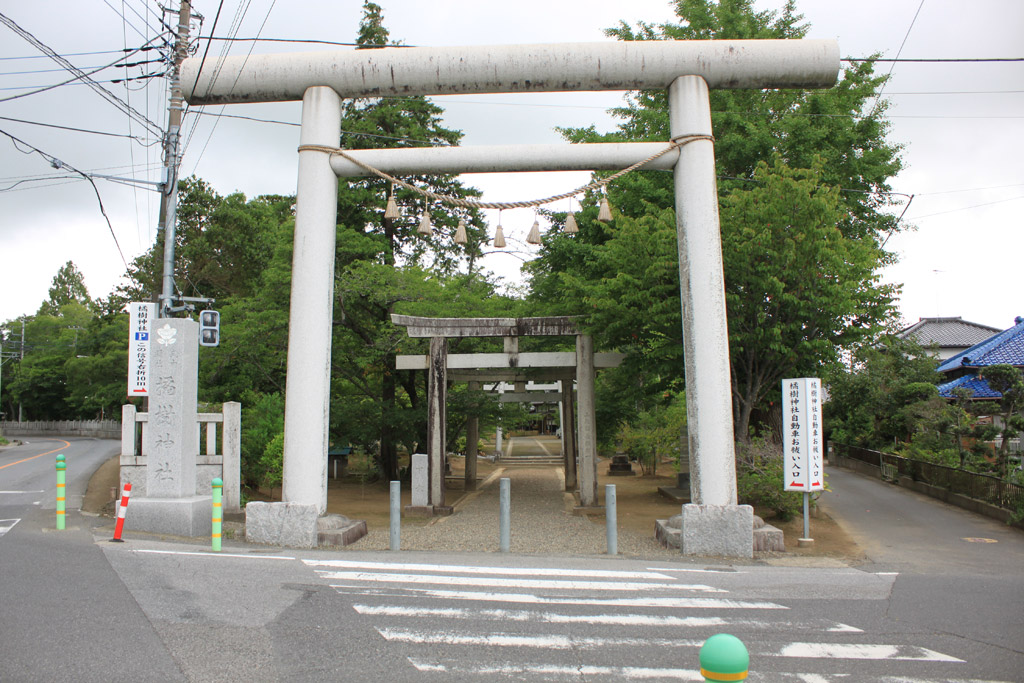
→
(127, 318, 211, 536)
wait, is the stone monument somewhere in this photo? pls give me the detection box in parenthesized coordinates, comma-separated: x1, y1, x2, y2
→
(126, 318, 211, 536)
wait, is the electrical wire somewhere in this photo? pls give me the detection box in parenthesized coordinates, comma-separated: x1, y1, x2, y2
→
(0, 128, 129, 270)
(0, 41, 165, 102)
(189, 0, 280, 172)
(102, 0, 156, 41)
(0, 115, 157, 142)
(869, 0, 926, 118)
(0, 14, 167, 135)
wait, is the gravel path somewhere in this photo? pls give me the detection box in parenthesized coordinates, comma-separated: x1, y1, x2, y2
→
(342, 466, 679, 559)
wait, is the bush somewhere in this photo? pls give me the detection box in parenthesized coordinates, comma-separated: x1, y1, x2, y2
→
(735, 437, 804, 522)
(240, 390, 284, 487)
(258, 432, 284, 490)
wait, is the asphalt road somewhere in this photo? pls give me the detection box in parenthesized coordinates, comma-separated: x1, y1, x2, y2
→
(0, 437, 185, 681)
(1, 441, 1022, 682)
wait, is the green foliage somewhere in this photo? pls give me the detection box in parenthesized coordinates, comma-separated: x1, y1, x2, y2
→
(978, 364, 1024, 478)
(529, 0, 903, 440)
(735, 436, 804, 521)
(616, 391, 687, 476)
(38, 261, 92, 316)
(258, 432, 284, 491)
(239, 391, 284, 488)
(825, 336, 945, 449)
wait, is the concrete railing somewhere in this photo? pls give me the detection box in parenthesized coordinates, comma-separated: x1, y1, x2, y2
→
(0, 419, 121, 439)
(120, 402, 241, 513)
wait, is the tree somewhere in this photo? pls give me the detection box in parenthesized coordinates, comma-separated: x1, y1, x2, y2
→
(527, 0, 903, 440)
(824, 335, 944, 450)
(979, 364, 1024, 479)
(38, 261, 92, 317)
(329, 1, 504, 480)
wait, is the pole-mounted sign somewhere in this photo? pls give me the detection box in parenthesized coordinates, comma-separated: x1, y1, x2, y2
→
(128, 302, 156, 396)
(782, 377, 824, 492)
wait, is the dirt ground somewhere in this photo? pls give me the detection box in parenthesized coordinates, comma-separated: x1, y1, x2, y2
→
(83, 452, 865, 561)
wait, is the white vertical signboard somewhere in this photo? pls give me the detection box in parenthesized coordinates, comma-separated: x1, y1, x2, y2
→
(128, 302, 156, 396)
(782, 377, 824, 492)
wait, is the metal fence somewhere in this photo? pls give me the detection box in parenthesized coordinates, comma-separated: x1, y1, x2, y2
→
(834, 443, 1024, 512)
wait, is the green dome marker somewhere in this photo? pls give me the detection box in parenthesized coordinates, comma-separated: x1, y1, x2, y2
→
(699, 633, 749, 682)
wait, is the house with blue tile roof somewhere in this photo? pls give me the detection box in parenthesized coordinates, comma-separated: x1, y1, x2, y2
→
(937, 316, 1024, 401)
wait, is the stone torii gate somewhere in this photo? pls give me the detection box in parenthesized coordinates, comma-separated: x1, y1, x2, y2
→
(391, 314, 624, 512)
(182, 39, 839, 555)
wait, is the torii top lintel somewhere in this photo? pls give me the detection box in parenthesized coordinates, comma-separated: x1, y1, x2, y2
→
(390, 315, 579, 339)
(182, 40, 840, 106)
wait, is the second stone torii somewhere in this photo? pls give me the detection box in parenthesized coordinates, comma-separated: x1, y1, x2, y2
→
(391, 314, 624, 512)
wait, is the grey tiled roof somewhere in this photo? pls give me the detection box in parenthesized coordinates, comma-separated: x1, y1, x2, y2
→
(937, 318, 1024, 372)
(896, 317, 1001, 349)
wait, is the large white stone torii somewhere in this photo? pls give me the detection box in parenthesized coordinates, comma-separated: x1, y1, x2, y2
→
(182, 39, 839, 555)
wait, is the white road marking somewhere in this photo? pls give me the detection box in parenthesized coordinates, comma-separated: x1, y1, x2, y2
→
(316, 570, 723, 592)
(304, 558, 674, 580)
(380, 627, 703, 649)
(330, 585, 786, 609)
(387, 629, 965, 664)
(0, 490, 45, 494)
(352, 603, 861, 632)
(775, 642, 964, 663)
(409, 660, 1007, 682)
(408, 658, 705, 680)
(132, 549, 296, 561)
(0, 519, 20, 536)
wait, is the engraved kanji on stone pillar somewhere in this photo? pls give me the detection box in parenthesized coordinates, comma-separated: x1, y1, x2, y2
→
(143, 319, 199, 498)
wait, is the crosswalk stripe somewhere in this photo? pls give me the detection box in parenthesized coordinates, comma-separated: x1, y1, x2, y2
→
(408, 658, 705, 680)
(408, 658, 1008, 682)
(380, 628, 964, 663)
(773, 642, 964, 663)
(330, 585, 787, 609)
(304, 558, 675, 580)
(353, 604, 861, 632)
(315, 570, 723, 592)
(0, 518, 20, 537)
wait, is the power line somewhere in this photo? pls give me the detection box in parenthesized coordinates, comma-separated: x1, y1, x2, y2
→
(102, 0, 157, 41)
(0, 128, 129, 270)
(197, 36, 405, 48)
(0, 115, 158, 143)
(0, 45, 163, 102)
(907, 194, 1024, 220)
(0, 12, 166, 134)
(869, 0, 925, 118)
(0, 48, 154, 61)
(0, 72, 167, 92)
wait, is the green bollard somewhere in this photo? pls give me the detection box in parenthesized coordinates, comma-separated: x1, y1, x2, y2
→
(699, 633, 749, 682)
(211, 477, 223, 552)
(55, 454, 66, 530)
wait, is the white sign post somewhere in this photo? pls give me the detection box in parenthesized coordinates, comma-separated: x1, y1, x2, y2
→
(128, 302, 156, 397)
(782, 377, 824, 544)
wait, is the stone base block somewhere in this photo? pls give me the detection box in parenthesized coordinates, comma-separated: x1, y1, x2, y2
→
(403, 505, 454, 517)
(681, 504, 754, 558)
(656, 515, 785, 554)
(124, 496, 212, 537)
(317, 514, 368, 547)
(753, 519, 786, 552)
(246, 501, 319, 548)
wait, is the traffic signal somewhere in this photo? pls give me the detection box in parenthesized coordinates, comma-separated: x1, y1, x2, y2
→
(199, 310, 220, 347)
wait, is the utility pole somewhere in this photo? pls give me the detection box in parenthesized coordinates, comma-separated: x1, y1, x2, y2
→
(18, 318, 24, 423)
(157, 0, 191, 318)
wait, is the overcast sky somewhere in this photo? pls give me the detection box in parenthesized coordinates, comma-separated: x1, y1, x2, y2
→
(1, 0, 1021, 332)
